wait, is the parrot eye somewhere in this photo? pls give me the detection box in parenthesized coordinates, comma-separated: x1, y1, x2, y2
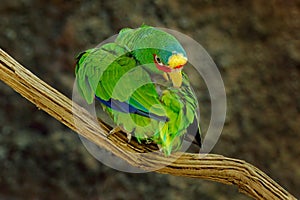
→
(154, 55, 163, 66)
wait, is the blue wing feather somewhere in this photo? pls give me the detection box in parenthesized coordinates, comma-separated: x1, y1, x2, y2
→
(95, 95, 169, 122)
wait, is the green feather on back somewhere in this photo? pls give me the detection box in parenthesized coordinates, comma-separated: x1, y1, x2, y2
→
(75, 25, 201, 155)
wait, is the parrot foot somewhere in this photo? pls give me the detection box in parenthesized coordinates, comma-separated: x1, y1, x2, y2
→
(157, 144, 163, 152)
(127, 133, 132, 143)
(108, 126, 122, 136)
(107, 126, 132, 143)
(144, 138, 152, 144)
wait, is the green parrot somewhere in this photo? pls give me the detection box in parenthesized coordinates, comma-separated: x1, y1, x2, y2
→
(75, 25, 201, 156)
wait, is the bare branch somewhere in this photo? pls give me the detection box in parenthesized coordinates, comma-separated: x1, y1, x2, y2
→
(0, 48, 296, 200)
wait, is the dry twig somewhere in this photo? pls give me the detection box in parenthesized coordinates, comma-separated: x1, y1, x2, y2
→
(0, 48, 296, 200)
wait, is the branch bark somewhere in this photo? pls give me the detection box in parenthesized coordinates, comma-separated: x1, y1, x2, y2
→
(0, 48, 296, 200)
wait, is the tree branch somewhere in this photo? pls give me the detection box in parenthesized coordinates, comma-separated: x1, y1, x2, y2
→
(0, 48, 296, 200)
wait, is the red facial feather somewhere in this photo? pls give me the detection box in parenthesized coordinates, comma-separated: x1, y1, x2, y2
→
(153, 54, 172, 72)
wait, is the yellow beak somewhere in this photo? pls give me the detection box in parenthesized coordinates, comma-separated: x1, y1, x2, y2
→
(167, 53, 187, 88)
(168, 53, 187, 69)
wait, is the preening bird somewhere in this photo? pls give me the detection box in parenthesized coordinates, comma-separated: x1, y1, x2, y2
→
(75, 25, 201, 156)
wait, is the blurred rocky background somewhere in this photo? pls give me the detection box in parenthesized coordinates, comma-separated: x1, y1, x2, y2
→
(0, 0, 299, 199)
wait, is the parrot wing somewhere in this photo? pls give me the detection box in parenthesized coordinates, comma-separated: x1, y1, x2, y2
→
(75, 43, 169, 123)
(75, 43, 128, 104)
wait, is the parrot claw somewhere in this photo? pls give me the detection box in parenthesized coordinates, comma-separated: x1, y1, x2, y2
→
(108, 126, 122, 136)
(127, 133, 132, 143)
(108, 126, 132, 143)
(157, 145, 163, 152)
(145, 139, 152, 144)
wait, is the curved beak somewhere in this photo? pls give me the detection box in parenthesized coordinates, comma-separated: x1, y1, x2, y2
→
(167, 53, 187, 88)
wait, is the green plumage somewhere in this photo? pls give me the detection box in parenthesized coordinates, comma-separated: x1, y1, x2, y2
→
(75, 25, 201, 155)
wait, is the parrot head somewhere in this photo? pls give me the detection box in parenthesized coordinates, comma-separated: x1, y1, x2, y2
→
(119, 26, 188, 88)
(153, 51, 187, 88)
